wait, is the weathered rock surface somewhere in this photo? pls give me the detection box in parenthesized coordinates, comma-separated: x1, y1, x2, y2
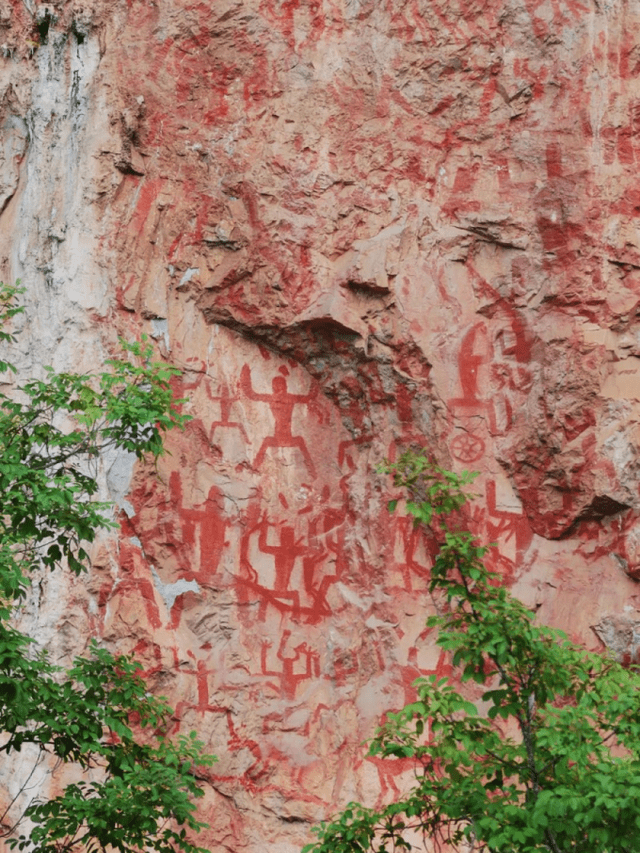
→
(2, 0, 640, 849)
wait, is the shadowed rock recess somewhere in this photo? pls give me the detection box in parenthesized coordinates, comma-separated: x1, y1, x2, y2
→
(2, 0, 640, 848)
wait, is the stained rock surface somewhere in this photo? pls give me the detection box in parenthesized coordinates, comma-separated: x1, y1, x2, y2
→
(2, 0, 640, 849)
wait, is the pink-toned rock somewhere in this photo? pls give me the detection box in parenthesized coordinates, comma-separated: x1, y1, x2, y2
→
(2, 0, 640, 849)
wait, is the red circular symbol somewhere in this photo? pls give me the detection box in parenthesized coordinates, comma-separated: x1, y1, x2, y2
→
(451, 432, 485, 463)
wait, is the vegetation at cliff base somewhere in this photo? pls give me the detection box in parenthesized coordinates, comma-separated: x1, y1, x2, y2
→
(305, 450, 640, 853)
(0, 282, 215, 853)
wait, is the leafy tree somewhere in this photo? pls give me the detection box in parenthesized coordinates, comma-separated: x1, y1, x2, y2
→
(305, 450, 640, 853)
(0, 282, 215, 852)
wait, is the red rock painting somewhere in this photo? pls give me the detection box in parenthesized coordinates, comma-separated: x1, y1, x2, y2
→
(241, 364, 319, 477)
(3, 0, 640, 849)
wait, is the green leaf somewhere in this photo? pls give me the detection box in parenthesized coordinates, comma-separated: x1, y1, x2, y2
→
(307, 449, 640, 853)
(0, 282, 210, 853)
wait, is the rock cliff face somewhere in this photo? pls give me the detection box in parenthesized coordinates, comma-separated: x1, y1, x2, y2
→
(2, 0, 640, 848)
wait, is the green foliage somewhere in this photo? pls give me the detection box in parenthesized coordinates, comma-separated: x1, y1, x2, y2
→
(305, 449, 640, 853)
(0, 283, 215, 852)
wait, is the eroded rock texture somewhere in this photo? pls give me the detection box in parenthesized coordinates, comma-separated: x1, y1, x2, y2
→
(2, 0, 640, 848)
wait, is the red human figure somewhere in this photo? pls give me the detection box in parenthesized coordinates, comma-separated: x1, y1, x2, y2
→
(238, 502, 334, 621)
(458, 323, 486, 404)
(206, 381, 249, 443)
(165, 472, 228, 584)
(392, 514, 433, 593)
(303, 486, 352, 619)
(240, 364, 317, 477)
(447, 323, 492, 464)
(181, 372, 249, 442)
(260, 516, 307, 617)
(239, 512, 318, 619)
(261, 630, 320, 699)
(171, 658, 230, 732)
(135, 473, 228, 629)
(258, 516, 306, 594)
(98, 538, 162, 631)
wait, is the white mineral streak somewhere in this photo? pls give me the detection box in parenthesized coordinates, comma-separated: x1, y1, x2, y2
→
(1, 23, 140, 820)
(12, 30, 106, 369)
(151, 564, 201, 615)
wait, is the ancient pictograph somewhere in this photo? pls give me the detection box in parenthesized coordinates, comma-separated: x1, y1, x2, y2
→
(99, 538, 163, 632)
(238, 503, 338, 622)
(449, 322, 490, 463)
(206, 380, 249, 443)
(261, 630, 321, 699)
(241, 364, 318, 477)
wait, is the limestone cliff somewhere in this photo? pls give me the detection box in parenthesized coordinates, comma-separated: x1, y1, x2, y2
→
(2, 0, 640, 849)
